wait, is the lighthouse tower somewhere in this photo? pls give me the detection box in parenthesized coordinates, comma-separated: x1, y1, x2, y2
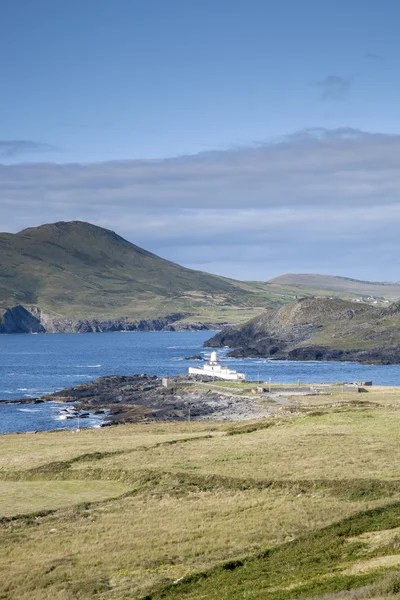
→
(188, 351, 245, 381)
(210, 351, 218, 364)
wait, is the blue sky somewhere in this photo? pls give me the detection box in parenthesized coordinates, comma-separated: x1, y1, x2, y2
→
(1, 0, 400, 280)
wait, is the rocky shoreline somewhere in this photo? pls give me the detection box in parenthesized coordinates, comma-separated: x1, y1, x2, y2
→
(0, 305, 223, 334)
(226, 344, 400, 365)
(2, 374, 281, 426)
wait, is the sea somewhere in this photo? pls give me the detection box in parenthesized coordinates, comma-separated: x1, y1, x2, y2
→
(1, 330, 400, 434)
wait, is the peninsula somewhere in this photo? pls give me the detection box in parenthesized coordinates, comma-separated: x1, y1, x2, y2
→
(205, 297, 400, 364)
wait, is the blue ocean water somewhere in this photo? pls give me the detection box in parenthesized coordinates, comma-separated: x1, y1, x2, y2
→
(1, 331, 400, 434)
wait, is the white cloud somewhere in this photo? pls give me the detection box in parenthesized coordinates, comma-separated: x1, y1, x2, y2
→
(1, 127, 400, 280)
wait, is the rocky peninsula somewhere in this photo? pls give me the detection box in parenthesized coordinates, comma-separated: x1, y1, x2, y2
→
(4, 374, 285, 426)
(205, 297, 400, 364)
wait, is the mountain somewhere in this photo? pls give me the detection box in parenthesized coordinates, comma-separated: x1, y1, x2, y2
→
(2, 221, 400, 334)
(205, 297, 400, 364)
(0, 221, 271, 331)
(265, 273, 400, 301)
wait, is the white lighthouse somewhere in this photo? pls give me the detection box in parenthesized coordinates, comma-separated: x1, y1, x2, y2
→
(188, 352, 245, 381)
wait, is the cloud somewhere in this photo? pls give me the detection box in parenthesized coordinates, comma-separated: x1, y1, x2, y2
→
(365, 52, 384, 62)
(1, 127, 400, 280)
(316, 75, 353, 101)
(0, 140, 56, 158)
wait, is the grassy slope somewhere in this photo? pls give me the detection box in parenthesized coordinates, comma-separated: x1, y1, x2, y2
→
(303, 311, 400, 351)
(2, 387, 400, 599)
(266, 274, 400, 301)
(210, 297, 400, 354)
(295, 301, 400, 352)
(0, 221, 272, 322)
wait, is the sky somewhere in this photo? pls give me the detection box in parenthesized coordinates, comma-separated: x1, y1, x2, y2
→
(1, 0, 400, 281)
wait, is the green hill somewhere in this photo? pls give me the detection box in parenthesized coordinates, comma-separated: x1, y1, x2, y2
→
(266, 273, 400, 301)
(0, 221, 270, 326)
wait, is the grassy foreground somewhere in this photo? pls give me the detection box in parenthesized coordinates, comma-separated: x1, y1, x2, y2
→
(1, 387, 400, 599)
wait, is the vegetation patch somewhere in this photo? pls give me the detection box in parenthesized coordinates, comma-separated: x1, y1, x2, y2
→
(226, 417, 286, 435)
(145, 502, 400, 600)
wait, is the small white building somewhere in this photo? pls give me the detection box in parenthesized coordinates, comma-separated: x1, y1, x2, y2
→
(188, 352, 245, 381)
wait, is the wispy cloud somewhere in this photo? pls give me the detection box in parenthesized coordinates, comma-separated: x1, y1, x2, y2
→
(365, 52, 384, 62)
(316, 75, 353, 101)
(0, 140, 56, 158)
(1, 128, 400, 280)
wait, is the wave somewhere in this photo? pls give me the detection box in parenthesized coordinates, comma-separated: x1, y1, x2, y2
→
(18, 408, 40, 413)
(6, 372, 32, 376)
(167, 346, 200, 349)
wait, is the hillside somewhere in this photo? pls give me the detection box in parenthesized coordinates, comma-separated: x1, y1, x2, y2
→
(2, 389, 400, 599)
(2, 221, 400, 333)
(265, 273, 400, 301)
(205, 297, 400, 363)
(0, 221, 271, 329)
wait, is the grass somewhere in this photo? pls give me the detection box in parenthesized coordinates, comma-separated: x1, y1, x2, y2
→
(0, 480, 130, 516)
(66, 408, 400, 483)
(1, 388, 400, 599)
(199, 381, 247, 390)
(145, 502, 400, 600)
(266, 273, 400, 302)
(0, 424, 219, 472)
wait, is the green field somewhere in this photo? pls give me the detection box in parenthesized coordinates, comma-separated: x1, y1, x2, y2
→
(1, 387, 400, 599)
(266, 274, 400, 302)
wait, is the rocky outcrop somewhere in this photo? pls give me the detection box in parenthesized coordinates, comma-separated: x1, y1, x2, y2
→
(205, 297, 400, 364)
(0, 305, 45, 334)
(41, 312, 187, 333)
(0, 305, 218, 333)
(10, 373, 274, 425)
(286, 345, 400, 364)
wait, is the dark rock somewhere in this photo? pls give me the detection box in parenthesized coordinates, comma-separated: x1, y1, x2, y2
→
(35, 373, 228, 425)
(0, 305, 45, 334)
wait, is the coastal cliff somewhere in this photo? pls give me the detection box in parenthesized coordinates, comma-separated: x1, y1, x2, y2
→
(0, 305, 216, 334)
(205, 297, 400, 364)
